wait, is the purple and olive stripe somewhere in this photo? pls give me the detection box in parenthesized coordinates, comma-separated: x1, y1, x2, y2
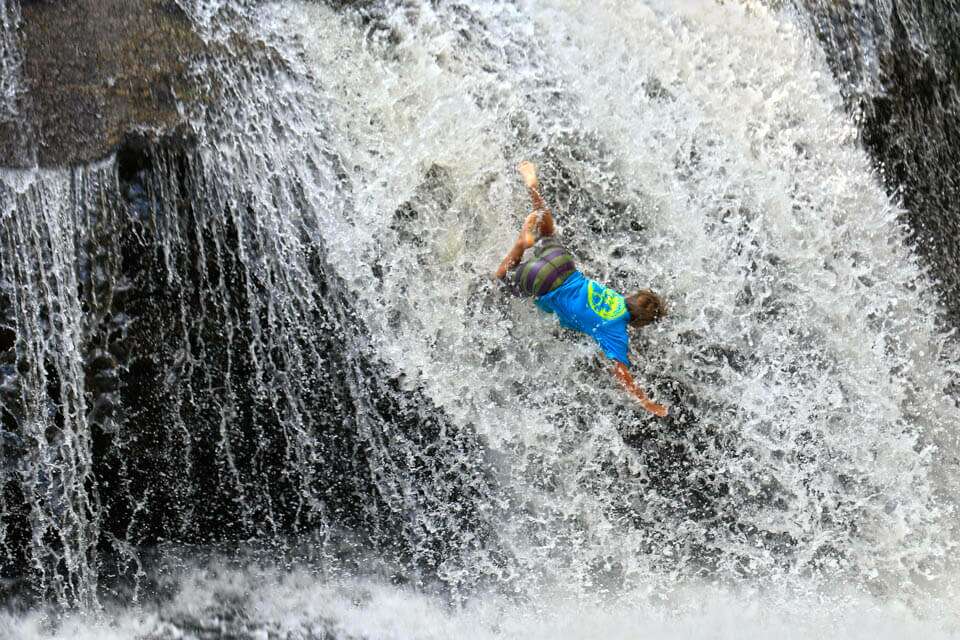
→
(515, 242, 576, 297)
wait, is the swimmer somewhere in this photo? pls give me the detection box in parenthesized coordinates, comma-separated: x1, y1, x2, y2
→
(494, 161, 669, 417)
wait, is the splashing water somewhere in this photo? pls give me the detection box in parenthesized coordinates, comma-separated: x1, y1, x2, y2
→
(1, 552, 957, 640)
(273, 0, 959, 589)
(1, 0, 959, 636)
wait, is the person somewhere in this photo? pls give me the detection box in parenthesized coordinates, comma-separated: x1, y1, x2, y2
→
(494, 161, 669, 417)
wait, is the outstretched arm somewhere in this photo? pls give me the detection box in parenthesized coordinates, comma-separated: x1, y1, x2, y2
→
(612, 361, 668, 417)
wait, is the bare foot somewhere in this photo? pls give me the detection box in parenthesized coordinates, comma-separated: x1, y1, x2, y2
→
(518, 161, 538, 190)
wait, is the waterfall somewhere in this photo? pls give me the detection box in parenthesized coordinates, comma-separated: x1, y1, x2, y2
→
(1, 0, 959, 636)
(0, 0, 31, 167)
(0, 166, 110, 607)
(270, 0, 958, 590)
(1, 1, 493, 606)
(0, 0, 22, 120)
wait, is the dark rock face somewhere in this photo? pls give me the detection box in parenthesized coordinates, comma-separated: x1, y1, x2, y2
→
(0, 0, 495, 607)
(797, 0, 960, 325)
(1, 0, 210, 167)
(0, 133, 495, 606)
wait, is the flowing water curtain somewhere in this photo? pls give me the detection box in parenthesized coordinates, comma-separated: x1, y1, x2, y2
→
(278, 0, 759, 589)
(0, 0, 22, 120)
(0, 3, 102, 606)
(0, 0, 34, 169)
(2, 0, 956, 614)
(162, 19, 498, 581)
(0, 167, 125, 607)
(269, 0, 960, 595)
(134, 142, 372, 541)
(538, 0, 959, 581)
(0, 0, 496, 605)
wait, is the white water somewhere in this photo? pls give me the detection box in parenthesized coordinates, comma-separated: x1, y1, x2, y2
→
(0, 0, 22, 121)
(271, 0, 959, 586)
(1, 552, 957, 639)
(3, 0, 960, 636)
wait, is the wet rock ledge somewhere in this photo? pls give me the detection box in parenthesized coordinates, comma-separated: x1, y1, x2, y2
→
(1, 0, 209, 168)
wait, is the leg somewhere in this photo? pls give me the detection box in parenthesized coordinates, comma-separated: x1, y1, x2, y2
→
(537, 204, 555, 237)
(518, 161, 555, 237)
(494, 211, 539, 279)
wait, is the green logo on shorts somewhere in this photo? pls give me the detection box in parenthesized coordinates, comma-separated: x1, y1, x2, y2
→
(588, 281, 626, 321)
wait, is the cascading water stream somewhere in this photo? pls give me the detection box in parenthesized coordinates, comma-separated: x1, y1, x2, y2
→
(0, 166, 111, 608)
(270, 0, 959, 591)
(2, 0, 493, 607)
(0, 0, 22, 121)
(0, 0, 31, 168)
(1, 0, 959, 637)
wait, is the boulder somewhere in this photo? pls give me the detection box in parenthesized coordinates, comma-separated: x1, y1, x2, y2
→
(0, 0, 209, 168)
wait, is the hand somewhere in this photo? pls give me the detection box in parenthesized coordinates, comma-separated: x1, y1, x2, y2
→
(612, 361, 668, 418)
(642, 400, 669, 418)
